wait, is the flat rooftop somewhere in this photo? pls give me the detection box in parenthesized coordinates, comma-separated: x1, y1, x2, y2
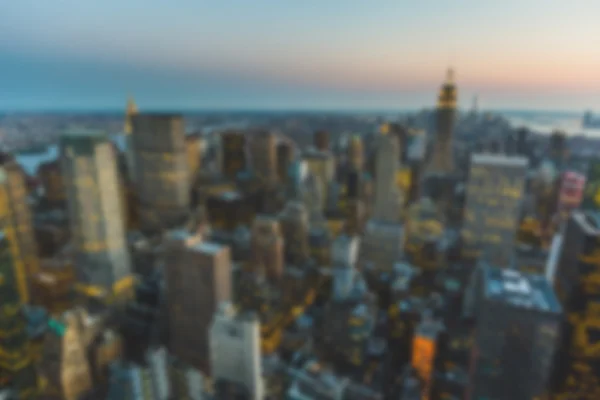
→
(471, 153, 528, 168)
(483, 266, 561, 314)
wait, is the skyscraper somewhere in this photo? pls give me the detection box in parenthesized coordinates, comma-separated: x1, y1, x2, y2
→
(467, 267, 561, 400)
(249, 131, 278, 185)
(221, 131, 247, 180)
(37, 160, 66, 204)
(279, 201, 310, 266)
(250, 216, 285, 281)
(165, 231, 231, 373)
(0, 233, 38, 399)
(60, 131, 133, 303)
(210, 303, 264, 400)
(0, 155, 39, 303)
(427, 69, 457, 174)
(131, 114, 190, 232)
(552, 211, 600, 397)
(314, 130, 330, 151)
(462, 154, 528, 264)
(372, 129, 402, 223)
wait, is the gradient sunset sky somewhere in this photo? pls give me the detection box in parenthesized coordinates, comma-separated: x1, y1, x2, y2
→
(1, 0, 599, 111)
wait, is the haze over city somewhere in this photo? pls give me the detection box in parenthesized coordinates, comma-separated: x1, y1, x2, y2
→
(1, 0, 599, 111)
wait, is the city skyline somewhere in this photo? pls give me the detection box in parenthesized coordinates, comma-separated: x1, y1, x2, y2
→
(1, 0, 599, 111)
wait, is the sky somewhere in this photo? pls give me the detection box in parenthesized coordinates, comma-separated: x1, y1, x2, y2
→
(0, 0, 599, 112)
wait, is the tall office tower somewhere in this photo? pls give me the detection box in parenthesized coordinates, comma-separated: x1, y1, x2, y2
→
(221, 131, 247, 180)
(40, 310, 93, 400)
(552, 211, 600, 397)
(210, 302, 264, 400)
(556, 171, 586, 222)
(427, 69, 458, 174)
(185, 134, 203, 182)
(0, 156, 39, 303)
(372, 131, 402, 223)
(411, 314, 444, 400)
(277, 141, 295, 184)
(249, 131, 278, 185)
(303, 149, 336, 212)
(279, 201, 310, 266)
(347, 135, 364, 171)
(37, 160, 66, 204)
(165, 231, 231, 373)
(461, 154, 528, 264)
(131, 114, 190, 232)
(250, 216, 284, 281)
(123, 97, 138, 182)
(0, 233, 38, 399)
(60, 131, 134, 303)
(314, 130, 330, 151)
(405, 198, 444, 272)
(467, 267, 561, 400)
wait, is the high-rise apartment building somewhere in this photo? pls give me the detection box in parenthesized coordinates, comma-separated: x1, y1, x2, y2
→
(0, 154, 39, 302)
(303, 149, 336, 212)
(250, 216, 284, 281)
(347, 135, 364, 171)
(131, 114, 190, 232)
(60, 131, 133, 303)
(185, 134, 203, 182)
(427, 69, 457, 174)
(0, 233, 38, 399)
(462, 154, 528, 264)
(165, 231, 231, 373)
(467, 267, 561, 400)
(210, 302, 264, 400)
(276, 141, 295, 184)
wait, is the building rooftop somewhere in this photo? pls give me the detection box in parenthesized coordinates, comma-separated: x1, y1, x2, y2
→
(471, 153, 528, 168)
(191, 241, 224, 255)
(483, 266, 561, 314)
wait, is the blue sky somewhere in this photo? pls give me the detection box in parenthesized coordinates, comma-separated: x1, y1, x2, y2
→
(1, 0, 599, 111)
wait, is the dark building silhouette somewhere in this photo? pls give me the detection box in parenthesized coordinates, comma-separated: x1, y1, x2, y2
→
(427, 69, 457, 174)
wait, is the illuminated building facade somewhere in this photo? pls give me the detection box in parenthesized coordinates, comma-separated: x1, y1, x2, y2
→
(557, 171, 586, 221)
(37, 160, 66, 204)
(552, 211, 600, 398)
(461, 154, 528, 263)
(250, 216, 284, 281)
(427, 69, 457, 174)
(131, 114, 190, 232)
(411, 315, 444, 400)
(165, 232, 231, 373)
(279, 201, 310, 266)
(404, 198, 444, 272)
(40, 310, 93, 400)
(210, 303, 264, 400)
(60, 131, 133, 303)
(0, 156, 39, 303)
(0, 233, 38, 399)
(359, 220, 404, 273)
(468, 267, 561, 400)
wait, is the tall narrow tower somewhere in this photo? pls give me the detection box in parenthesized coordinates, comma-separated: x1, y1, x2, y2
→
(427, 69, 457, 174)
(123, 97, 138, 183)
(60, 131, 133, 304)
(0, 155, 39, 303)
(0, 233, 39, 398)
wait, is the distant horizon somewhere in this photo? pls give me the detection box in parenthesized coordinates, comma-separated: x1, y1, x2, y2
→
(1, 1, 598, 111)
(0, 107, 591, 117)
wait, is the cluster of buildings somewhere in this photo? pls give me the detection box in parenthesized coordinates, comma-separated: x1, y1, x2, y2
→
(0, 70, 598, 400)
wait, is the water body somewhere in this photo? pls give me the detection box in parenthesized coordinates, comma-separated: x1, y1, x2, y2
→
(499, 111, 600, 137)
